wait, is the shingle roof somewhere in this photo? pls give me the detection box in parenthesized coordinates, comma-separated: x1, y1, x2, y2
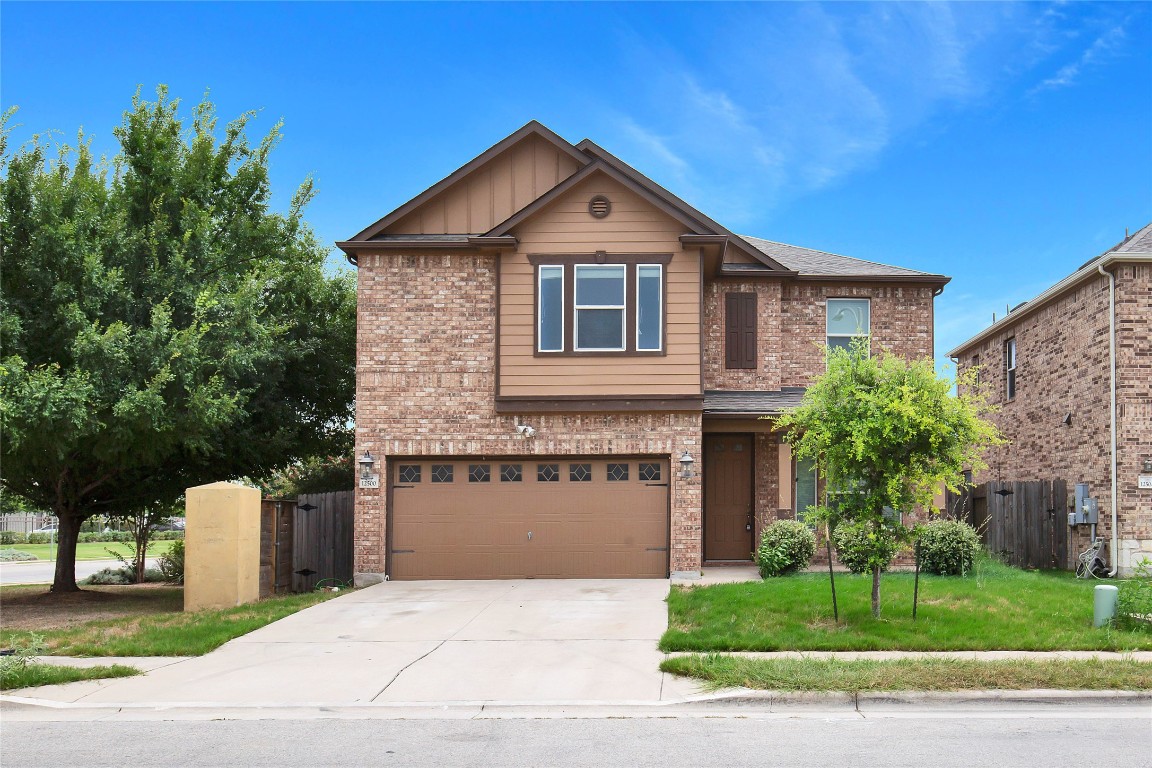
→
(739, 236, 944, 279)
(703, 388, 806, 415)
(1113, 222, 1152, 253)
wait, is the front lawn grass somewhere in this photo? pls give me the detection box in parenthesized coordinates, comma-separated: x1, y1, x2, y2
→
(0, 586, 342, 657)
(660, 654, 1152, 692)
(1, 662, 140, 691)
(662, 557, 1152, 652)
(0, 541, 175, 562)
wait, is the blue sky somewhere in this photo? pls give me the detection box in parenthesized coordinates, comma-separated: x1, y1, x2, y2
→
(4, 1, 1150, 368)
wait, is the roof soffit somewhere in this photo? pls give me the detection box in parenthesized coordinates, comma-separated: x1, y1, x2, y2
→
(348, 121, 591, 242)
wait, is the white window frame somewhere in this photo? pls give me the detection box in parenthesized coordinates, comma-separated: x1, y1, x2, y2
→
(826, 298, 871, 353)
(573, 264, 627, 352)
(635, 264, 663, 352)
(537, 266, 565, 353)
(1005, 337, 1017, 401)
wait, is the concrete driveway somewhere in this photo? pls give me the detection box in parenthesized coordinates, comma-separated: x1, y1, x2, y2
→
(20, 579, 701, 706)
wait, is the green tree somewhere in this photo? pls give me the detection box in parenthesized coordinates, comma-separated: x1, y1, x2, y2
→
(777, 339, 1001, 617)
(0, 88, 355, 592)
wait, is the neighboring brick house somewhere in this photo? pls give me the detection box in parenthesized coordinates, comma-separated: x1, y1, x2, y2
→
(340, 121, 948, 582)
(949, 223, 1152, 575)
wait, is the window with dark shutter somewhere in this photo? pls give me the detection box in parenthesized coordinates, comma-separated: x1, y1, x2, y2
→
(725, 292, 757, 369)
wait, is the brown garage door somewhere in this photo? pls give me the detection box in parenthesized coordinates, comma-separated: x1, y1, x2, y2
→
(389, 457, 669, 579)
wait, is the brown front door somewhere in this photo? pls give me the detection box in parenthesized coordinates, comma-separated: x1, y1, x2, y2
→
(704, 435, 753, 561)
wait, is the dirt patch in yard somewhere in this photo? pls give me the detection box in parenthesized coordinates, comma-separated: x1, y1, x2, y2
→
(0, 584, 183, 631)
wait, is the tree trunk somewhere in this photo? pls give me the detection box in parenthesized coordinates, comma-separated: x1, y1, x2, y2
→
(51, 511, 83, 593)
(871, 565, 882, 618)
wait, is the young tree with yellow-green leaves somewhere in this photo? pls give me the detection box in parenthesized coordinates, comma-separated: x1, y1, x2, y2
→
(778, 339, 1001, 618)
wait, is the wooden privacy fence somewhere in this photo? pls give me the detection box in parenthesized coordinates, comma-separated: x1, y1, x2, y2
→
(292, 491, 355, 592)
(259, 499, 296, 598)
(948, 480, 1069, 571)
(258, 491, 354, 595)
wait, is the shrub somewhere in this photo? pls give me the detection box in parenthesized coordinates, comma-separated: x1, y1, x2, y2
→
(26, 533, 51, 544)
(153, 531, 185, 541)
(1117, 557, 1152, 632)
(756, 520, 816, 578)
(81, 567, 134, 585)
(0, 549, 37, 562)
(158, 539, 185, 584)
(833, 521, 902, 575)
(917, 519, 981, 576)
(0, 634, 47, 688)
(0, 531, 28, 545)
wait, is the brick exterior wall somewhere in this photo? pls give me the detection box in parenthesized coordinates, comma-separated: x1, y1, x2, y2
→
(955, 264, 1152, 573)
(354, 252, 703, 577)
(702, 279, 937, 391)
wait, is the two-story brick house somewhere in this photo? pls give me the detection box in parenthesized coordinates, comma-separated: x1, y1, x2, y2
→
(949, 224, 1152, 575)
(341, 122, 949, 582)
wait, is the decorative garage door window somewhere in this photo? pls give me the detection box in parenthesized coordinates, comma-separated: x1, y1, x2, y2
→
(432, 464, 454, 483)
(607, 462, 629, 481)
(639, 462, 661, 481)
(537, 463, 560, 482)
(398, 465, 421, 483)
(569, 463, 592, 482)
(469, 464, 491, 483)
(500, 464, 522, 482)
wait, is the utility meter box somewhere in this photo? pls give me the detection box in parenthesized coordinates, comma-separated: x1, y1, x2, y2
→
(1072, 483, 1099, 525)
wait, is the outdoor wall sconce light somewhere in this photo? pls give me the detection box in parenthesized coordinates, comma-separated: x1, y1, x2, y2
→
(1143, 457, 1152, 473)
(679, 450, 695, 479)
(515, 423, 537, 439)
(358, 450, 375, 479)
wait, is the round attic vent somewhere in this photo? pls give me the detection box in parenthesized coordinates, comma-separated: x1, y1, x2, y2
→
(588, 195, 611, 219)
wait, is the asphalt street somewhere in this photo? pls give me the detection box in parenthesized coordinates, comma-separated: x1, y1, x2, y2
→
(0, 558, 159, 586)
(3, 710, 1149, 768)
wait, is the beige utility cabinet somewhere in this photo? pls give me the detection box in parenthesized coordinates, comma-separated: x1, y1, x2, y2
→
(184, 482, 261, 611)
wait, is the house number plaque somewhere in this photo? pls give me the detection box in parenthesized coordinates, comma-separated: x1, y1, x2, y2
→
(360, 474, 380, 489)
(1139, 476, 1152, 490)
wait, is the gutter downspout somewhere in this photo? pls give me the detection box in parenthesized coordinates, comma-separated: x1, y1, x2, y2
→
(1097, 263, 1119, 576)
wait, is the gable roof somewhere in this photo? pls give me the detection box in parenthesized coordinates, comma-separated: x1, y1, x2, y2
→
(340, 121, 949, 285)
(947, 221, 1152, 357)
(348, 121, 589, 242)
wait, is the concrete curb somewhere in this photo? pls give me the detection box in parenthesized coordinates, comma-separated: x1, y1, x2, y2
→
(3, 688, 1149, 719)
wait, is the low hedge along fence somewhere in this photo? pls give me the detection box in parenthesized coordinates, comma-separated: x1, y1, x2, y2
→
(0, 530, 185, 545)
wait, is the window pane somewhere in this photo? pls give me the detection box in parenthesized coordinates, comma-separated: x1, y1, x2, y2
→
(575, 266, 625, 305)
(637, 265, 661, 351)
(576, 308, 624, 349)
(539, 266, 563, 352)
(796, 458, 817, 521)
(827, 299, 870, 335)
(827, 336, 854, 352)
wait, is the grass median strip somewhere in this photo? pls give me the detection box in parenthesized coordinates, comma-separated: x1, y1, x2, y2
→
(663, 558, 1152, 652)
(660, 654, 1152, 692)
(0, 541, 176, 562)
(1, 663, 140, 691)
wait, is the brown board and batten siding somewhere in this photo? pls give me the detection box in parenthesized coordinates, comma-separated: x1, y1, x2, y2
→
(498, 175, 702, 397)
(388, 134, 583, 235)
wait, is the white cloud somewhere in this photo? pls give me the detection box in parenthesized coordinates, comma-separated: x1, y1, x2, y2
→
(596, 2, 1136, 226)
(1032, 23, 1127, 92)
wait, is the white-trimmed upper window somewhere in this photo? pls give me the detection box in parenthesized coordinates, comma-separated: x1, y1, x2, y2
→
(827, 298, 870, 352)
(1005, 338, 1017, 400)
(537, 266, 564, 352)
(636, 264, 662, 352)
(574, 265, 626, 351)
